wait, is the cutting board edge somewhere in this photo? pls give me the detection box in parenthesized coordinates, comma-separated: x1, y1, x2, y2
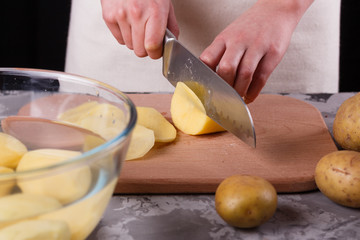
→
(114, 181, 318, 194)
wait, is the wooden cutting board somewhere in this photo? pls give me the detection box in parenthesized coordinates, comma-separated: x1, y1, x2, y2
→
(115, 94, 338, 194)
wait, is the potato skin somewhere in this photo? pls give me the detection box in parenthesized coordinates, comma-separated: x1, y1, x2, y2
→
(315, 150, 360, 208)
(215, 175, 277, 228)
(333, 93, 360, 151)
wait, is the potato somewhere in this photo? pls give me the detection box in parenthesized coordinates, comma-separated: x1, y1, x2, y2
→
(0, 219, 70, 240)
(56, 101, 99, 123)
(171, 82, 225, 135)
(76, 103, 126, 140)
(315, 150, 360, 208)
(125, 125, 155, 160)
(333, 93, 360, 151)
(215, 175, 277, 228)
(58, 102, 126, 140)
(16, 149, 92, 205)
(57, 100, 168, 160)
(0, 166, 16, 196)
(136, 107, 176, 142)
(0, 193, 62, 227)
(0, 132, 27, 169)
(39, 178, 117, 240)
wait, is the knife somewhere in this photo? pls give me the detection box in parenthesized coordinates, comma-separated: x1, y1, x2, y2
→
(162, 29, 256, 147)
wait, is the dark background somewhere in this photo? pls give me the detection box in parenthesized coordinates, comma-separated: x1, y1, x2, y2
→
(0, 1, 359, 92)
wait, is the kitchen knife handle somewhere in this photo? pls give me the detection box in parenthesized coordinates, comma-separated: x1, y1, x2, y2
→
(162, 29, 176, 78)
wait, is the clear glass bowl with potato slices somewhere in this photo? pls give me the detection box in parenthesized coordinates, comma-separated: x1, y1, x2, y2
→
(0, 68, 137, 240)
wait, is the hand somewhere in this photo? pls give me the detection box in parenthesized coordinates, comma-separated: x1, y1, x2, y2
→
(101, 0, 179, 59)
(200, 0, 313, 103)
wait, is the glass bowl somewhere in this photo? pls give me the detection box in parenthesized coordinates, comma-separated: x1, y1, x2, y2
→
(0, 68, 137, 239)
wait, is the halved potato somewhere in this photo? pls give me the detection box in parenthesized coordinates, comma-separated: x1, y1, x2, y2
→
(170, 82, 225, 135)
(136, 107, 176, 142)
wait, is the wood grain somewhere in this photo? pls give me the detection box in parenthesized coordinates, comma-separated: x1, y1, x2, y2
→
(114, 94, 338, 194)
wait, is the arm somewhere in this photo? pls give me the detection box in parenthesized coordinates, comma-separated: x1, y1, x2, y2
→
(200, 0, 314, 103)
(101, 0, 179, 59)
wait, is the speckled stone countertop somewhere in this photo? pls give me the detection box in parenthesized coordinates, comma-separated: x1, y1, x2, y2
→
(88, 93, 360, 240)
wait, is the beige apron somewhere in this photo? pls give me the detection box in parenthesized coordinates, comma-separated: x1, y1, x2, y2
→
(65, 0, 340, 94)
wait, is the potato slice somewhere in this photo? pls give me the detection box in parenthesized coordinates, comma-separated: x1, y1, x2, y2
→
(0, 166, 15, 197)
(57, 101, 99, 123)
(58, 102, 126, 140)
(0, 132, 27, 169)
(16, 149, 91, 205)
(0, 219, 70, 240)
(126, 125, 155, 161)
(76, 103, 126, 139)
(136, 107, 176, 142)
(170, 82, 225, 135)
(0, 193, 62, 226)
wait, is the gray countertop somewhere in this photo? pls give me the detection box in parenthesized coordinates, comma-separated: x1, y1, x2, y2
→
(87, 92, 359, 240)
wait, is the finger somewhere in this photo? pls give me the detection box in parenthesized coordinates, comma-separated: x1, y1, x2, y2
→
(131, 22, 147, 57)
(244, 52, 280, 103)
(216, 46, 245, 86)
(144, 14, 167, 59)
(127, 1, 147, 57)
(102, 3, 125, 45)
(233, 49, 263, 97)
(243, 68, 267, 104)
(105, 22, 125, 45)
(167, 4, 179, 38)
(115, 8, 133, 50)
(200, 39, 225, 71)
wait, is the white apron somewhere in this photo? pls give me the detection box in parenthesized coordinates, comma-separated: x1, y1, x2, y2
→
(65, 0, 340, 94)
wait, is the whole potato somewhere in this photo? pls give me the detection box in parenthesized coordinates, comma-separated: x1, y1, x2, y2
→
(315, 150, 360, 208)
(333, 93, 360, 151)
(215, 175, 277, 228)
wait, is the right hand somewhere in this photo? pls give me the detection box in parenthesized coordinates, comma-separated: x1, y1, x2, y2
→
(101, 0, 179, 59)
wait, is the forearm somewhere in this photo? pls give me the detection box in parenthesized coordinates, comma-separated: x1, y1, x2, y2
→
(255, 0, 314, 26)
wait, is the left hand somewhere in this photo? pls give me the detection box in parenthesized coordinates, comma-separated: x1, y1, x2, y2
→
(199, 0, 313, 103)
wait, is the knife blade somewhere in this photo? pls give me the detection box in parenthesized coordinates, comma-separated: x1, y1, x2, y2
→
(162, 29, 256, 147)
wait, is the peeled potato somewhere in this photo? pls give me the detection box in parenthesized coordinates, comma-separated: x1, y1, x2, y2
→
(57, 101, 99, 123)
(215, 175, 277, 228)
(0, 132, 27, 169)
(77, 104, 126, 140)
(315, 150, 360, 208)
(0, 219, 70, 240)
(0, 167, 16, 196)
(171, 82, 225, 135)
(16, 149, 92, 205)
(136, 106, 176, 142)
(126, 125, 155, 160)
(333, 93, 360, 151)
(39, 179, 117, 240)
(58, 102, 126, 140)
(0, 193, 62, 227)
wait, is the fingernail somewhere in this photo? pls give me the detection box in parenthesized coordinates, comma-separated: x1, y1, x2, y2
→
(244, 97, 252, 104)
